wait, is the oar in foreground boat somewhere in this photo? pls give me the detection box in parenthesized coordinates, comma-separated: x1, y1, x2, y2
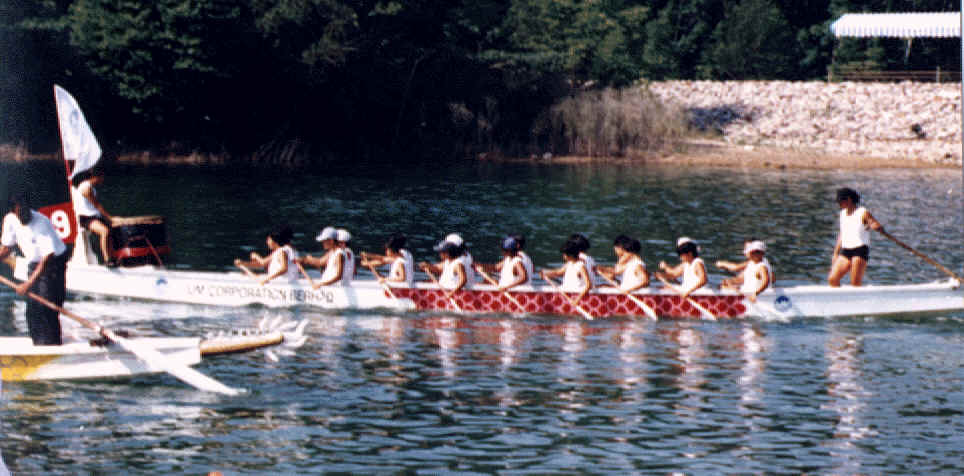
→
(0, 274, 242, 395)
(655, 275, 717, 321)
(598, 273, 658, 321)
(366, 263, 401, 306)
(475, 268, 528, 315)
(540, 273, 594, 320)
(236, 262, 257, 279)
(878, 229, 964, 283)
(296, 262, 316, 287)
(420, 266, 462, 312)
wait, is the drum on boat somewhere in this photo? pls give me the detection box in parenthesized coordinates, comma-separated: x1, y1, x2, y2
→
(109, 215, 171, 266)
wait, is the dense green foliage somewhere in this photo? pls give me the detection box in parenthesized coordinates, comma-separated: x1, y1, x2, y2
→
(1, 0, 960, 163)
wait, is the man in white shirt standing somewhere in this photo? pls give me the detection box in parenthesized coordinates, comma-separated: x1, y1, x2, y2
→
(0, 191, 68, 345)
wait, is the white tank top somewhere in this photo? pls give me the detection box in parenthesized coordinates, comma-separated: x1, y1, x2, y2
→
(518, 251, 534, 282)
(268, 245, 300, 282)
(619, 256, 647, 291)
(562, 260, 588, 292)
(70, 183, 100, 218)
(440, 258, 470, 290)
(499, 255, 530, 287)
(839, 207, 870, 249)
(740, 259, 772, 294)
(579, 252, 597, 283)
(390, 249, 415, 286)
(343, 247, 355, 280)
(681, 257, 706, 291)
(321, 249, 351, 286)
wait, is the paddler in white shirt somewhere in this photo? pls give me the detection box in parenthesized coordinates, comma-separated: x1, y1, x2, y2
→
(474, 236, 530, 291)
(512, 234, 535, 282)
(234, 226, 299, 285)
(336, 228, 355, 280)
(361, 233, 414, 287)
(598, 235, 649, 292)
(541, 240, 592, 302)
(657, 237, 708, 300)
(298, 226, 350, 287)
(829, 187, 883, 287)
(718, 240, 773, 301)
(420, 236, 474, 295)
(568, 233, 598, 284)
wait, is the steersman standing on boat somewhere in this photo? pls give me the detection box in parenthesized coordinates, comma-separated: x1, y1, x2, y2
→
(829, 187, 883, 287)
(0, 191, 68, 345)
(71, 165, 115, 266)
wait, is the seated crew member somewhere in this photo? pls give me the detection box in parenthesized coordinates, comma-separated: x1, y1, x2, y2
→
(361, 233, 414, 287)
(0, 191, 69, 345)
(336, 228, 355, 280)
(474, 235, 530, 291)
(540, 240, 592, 303)
(512, 234, 535, 282)
(71, 166, 115, 266)
(298, 226, 350, 287)
(420, 236, 475, 294)
(234, 226, 299, 285)
(598, 234, 650, 292)
(738, 240, 772, 301)
(657, 237, 708, 300)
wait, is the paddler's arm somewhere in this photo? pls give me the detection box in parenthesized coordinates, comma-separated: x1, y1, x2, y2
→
(624, 263, 649, 293)
(863, 209, 884, 232)
(539, 265, 565, 280)
(313, 252, 343, 288)
(500, 260, 527, 291)
(15, 252, 52, 296)
(451, 262, 467, 293)
(259, 250, 289, 285)
(679, 261, 707, 300)
(574, 262, 592, 303)
(657, 261, 683, 280)
(360, 252, 389, 268)
(715, 260, 746, 273)
(746, 266, 770, 302)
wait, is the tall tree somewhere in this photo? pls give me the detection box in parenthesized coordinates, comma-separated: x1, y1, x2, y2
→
(698, 0, 797, 79)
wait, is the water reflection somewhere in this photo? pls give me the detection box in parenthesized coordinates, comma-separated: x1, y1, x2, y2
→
(823, 326, 876, 474)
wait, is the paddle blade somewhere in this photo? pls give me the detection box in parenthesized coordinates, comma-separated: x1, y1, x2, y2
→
(107, 331, 243, 396)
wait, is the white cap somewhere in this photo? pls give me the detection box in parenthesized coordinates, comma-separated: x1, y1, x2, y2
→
(744, 240, 766, 255)
(315, 226, 336, 241)
(676, 236, 694, 248)
(336, 229, 351, 242)
(444, 233, 464, 247)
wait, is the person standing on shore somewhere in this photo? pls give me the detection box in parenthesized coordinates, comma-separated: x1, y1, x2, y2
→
(829, 187, 883, 287)
(0, 191, 68, 345)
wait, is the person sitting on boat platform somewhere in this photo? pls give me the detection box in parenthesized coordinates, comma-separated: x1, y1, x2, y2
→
(360, 233, 414, 287)
(298, 226, 351, 287)
(598, 235, 649, 292)
(420, 237, 475, 293)
(0, 191, 68, 345)
(336, 228, 355, 279)
(829, 187, 883, 287)
(541, 240, 592, 303)
(234, 226, 299, 285)
(474, 236, 531, 291)
(657, 237, 708, 300)
(71, 166, 116, 266)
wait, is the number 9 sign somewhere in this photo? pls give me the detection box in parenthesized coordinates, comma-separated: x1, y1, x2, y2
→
(37, 202, 77, 244)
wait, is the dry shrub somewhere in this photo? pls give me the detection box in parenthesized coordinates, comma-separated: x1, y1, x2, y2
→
(535, 85, 689, 158)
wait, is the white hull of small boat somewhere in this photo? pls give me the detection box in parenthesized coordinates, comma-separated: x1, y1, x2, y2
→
(0, 336, 200, 382)
(749, 280, 964, 318)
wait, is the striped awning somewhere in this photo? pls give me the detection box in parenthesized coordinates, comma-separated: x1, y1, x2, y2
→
(831, 12, 960, 38)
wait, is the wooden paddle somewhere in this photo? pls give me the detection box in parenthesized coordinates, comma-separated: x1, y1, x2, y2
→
(541, 273, 594, 320)
(598, 273, 658, 321)
(366, 262, 402, 306)
(656, 275, 717, 321)
(422, 266, 462, 312)
(475, 267, 527, 314)
(295, 262, 316, 287)
(0, 274, 242, 395)
(878, 229, 964, 282)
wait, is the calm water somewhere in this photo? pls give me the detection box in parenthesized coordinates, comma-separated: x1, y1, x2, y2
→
(2, 162, 964, 474)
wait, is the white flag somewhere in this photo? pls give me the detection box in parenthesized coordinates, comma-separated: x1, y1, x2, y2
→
(54, 85, 102, 179)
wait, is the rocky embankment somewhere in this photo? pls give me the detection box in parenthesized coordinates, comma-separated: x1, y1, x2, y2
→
(650, 81, 962, 165)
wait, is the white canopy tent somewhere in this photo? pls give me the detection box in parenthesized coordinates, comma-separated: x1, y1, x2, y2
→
(831, 12, 959, 38)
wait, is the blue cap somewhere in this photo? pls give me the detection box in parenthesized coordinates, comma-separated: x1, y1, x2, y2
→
(501, 236, 519, 251)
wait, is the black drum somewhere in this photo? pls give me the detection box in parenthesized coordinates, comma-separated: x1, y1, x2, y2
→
(109, 215, 171, 266)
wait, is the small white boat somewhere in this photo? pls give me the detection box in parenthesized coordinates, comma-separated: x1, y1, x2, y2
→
(0, 331, 285, 382)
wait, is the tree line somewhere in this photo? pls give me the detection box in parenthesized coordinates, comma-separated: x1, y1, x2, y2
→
(1, 0, 960, 164)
